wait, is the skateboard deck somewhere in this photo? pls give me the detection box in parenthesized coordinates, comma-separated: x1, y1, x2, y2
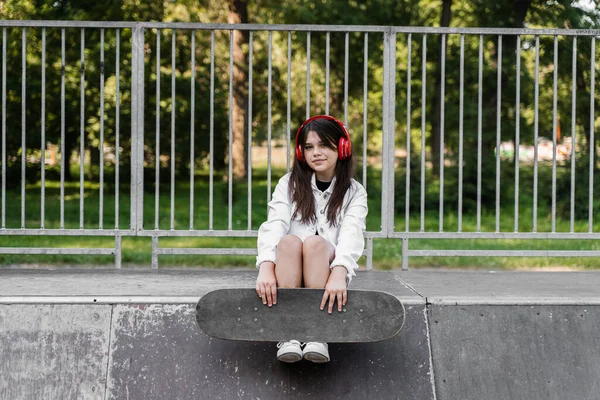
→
(196, 288, 405, 343)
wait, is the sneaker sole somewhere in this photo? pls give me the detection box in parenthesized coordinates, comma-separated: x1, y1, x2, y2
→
(303, 352, 330, 363)
(277, 352, 303, 363)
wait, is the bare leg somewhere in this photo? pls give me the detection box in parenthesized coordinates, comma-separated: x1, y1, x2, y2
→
(274, 235, 303, 288)
(302, 235, 335, 289)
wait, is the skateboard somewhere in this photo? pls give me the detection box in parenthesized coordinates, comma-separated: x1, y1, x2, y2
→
(195, 288, 405, 343)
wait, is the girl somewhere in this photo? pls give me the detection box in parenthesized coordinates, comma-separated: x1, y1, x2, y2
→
(255, 115, 368, 363)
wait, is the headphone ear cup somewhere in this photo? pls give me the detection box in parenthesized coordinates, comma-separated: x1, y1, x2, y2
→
(338, 136, 351, 160)
(296, 144, 303, 161)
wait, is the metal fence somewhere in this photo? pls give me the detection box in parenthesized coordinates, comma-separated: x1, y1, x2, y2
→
(1, 21, 599, 269)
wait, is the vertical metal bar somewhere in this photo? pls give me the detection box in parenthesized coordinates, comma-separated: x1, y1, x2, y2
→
(114, 234, 122, 269)
(381, 31, 390, 235)
(287, 32, 291, 173)
(551, 35, 558, 233)
(114, 235, 122, 269)
(533, 35, 540, 232)
(570, 37, 577, 233)
(420, 34, 427, 232)
(496, 35, 502, 232)
(326, 32, 330, 115)
(458, 34, 464, 232)
(80, 29, 85, 229)
(228, 30, 233, 230)
(1, 28, 5, 228)
(267, 31, 273, 203)
(151, 236, 159, 269)
(386, 32, 397, 236)
(190, 30, 195, 230)
(589, 37, 595, 233)
(130, 25, 139, 232)
(401, 238, 409, 270)
(155, 29, 161, 230)
(115, 29, 120, 230)
(405, 34, 412, 232)
(21, 28, 26, 228)
(209, 31, 214, 230)
(439, 34, 446, 232)
(363, 33, 368, 188)
(100, 28, 105, 229)
(476, 34, 483, 232)
(131, 24, 145, 233)
(344, 31, 349, 125)
(60, 28, 65, 229)
(41, 28, 46, 229)
(247, 31, 253, 231)
(306, 32, 311, 119)
(135, 25, 145, 233)
(366, 237, 373, 271)
(514, 36, 521, 232)
(171, 29, 176, 230)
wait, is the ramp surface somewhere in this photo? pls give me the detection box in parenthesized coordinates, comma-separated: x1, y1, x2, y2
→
(1, 269, 600, 400)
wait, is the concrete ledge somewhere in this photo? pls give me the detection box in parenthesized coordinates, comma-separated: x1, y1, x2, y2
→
(429, 304, 600, 400)
(1, 269, 600, 399)
(0, 304, 111, 399)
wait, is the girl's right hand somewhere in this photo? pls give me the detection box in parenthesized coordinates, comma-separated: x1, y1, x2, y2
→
(256, 262, 277, 307)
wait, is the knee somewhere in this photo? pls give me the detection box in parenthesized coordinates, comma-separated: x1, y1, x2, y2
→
(277, 235, 303, 255)
(302, 235, 330, 256)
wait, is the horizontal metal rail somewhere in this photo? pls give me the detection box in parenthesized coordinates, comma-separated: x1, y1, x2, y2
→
(0, 247, 114, 255)
(406, 250, 600, 257)
(0, 21, 598, 36)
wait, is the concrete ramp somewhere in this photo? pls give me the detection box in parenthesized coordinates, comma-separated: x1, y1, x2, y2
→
(1, 270, 599, 400)
(106, 303, 432, 399)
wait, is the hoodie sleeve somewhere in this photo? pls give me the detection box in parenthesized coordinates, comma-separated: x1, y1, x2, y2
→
(330, 182, 368, 283)
(255, 174, 292, 268)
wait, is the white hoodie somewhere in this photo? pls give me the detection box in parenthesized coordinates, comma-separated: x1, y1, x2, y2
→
(256, 172, 368, 283)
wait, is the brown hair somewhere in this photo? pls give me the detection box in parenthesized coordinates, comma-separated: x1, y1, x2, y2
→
(290, 118, 355, 226)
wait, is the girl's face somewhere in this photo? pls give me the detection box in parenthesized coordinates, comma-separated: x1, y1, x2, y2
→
(303, 130, 338, 181)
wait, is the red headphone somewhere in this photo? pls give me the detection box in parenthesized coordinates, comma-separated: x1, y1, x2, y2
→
(295, 115, 352, 162)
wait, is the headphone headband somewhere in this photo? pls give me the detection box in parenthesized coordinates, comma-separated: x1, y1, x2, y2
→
(295, 115, 352, 161)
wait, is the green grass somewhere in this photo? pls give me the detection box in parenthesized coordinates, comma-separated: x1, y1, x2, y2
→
(0, 165, 599, 270)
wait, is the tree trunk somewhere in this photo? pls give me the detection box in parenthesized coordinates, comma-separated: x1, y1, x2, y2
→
(430, 0, 452, 177)
(228, 0, 248, 179)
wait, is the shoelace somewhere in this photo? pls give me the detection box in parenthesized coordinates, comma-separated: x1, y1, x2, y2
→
(276, 340, 302, 349)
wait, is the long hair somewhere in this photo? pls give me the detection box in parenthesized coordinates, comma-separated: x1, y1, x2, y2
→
(289, 117, 355, 226)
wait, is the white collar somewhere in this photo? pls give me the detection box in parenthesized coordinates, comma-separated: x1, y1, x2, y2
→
(311, 174, 336, 193)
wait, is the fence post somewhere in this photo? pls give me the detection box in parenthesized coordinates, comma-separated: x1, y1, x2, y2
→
(115, 235, 122, 269)
(381, 29, 397, 237)
(152, 236, 159, 269)
(402, 238, 409, 271)
(130, 24, 145, 234)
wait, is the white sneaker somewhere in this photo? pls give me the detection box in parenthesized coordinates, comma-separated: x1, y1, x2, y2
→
(276, 340, 303, 363)
(302, 342, 330, 363)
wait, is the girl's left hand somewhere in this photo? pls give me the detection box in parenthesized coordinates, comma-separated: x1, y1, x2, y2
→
(320, 266, 348, 314)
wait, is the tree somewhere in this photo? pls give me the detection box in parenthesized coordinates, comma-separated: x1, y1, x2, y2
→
(228, 0, 249, 179)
